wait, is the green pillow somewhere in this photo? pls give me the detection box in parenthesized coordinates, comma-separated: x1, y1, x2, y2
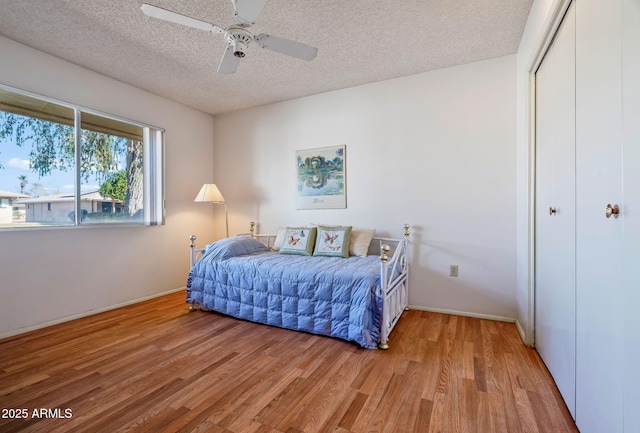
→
(314, 226, 352, 258)
(279, 227, 317, 256)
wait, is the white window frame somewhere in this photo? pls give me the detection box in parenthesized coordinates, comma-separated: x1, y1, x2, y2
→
(0, 84, 165, 229)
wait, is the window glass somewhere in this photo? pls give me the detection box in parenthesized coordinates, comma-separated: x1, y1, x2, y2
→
(79, 113, 145, 224)
(0, 89, 75, 227)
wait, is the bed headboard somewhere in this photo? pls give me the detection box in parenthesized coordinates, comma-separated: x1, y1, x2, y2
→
(249, 221, 410, 262)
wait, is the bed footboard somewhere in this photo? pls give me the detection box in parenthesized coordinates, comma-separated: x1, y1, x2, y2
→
(377, 224, 410, 349)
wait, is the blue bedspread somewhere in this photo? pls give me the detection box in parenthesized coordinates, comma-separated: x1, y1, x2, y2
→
(186, 236, 383, 348)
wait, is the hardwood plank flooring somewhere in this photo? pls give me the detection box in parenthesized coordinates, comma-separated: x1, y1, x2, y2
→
(0, 291, 578, 433)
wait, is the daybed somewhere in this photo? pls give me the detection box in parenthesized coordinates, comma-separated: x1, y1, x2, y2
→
(186, 223, 410, 349)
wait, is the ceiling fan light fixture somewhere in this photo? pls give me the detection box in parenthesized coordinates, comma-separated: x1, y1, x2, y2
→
(225, 27, 252, 58)
(232, 40, 247, 58)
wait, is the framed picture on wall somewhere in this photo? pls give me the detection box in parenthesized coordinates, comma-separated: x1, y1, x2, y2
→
(296, 145, 346, 209)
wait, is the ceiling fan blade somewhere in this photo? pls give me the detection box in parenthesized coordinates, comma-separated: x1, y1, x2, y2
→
(254, 34, 318, 61)
(141, 4, 223, 33)
(217, 45, 241, 74)
(233, 0, 268, 26)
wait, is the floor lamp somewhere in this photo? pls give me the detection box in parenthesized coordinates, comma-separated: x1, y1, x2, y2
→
(194, 183, 229, 237)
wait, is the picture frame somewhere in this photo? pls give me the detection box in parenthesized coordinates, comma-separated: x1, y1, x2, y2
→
(296, 145, 346, 210)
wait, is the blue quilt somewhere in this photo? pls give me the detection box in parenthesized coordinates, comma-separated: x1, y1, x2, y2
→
(186, 236, 383, 348)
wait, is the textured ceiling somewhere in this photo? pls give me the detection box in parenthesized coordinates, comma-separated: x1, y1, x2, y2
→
(0, 0, 533, 115)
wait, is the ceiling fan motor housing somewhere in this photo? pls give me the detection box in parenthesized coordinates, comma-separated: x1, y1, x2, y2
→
(226, 27, 253, 58)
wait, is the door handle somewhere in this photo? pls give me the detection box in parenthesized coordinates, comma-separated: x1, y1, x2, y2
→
(605, 204, 620, 219)
(549, 207, 557, 216)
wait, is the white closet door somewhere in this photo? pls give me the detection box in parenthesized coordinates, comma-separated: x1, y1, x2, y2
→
(575, 0, 624, 431)
(622, 0, 640, 430)
(534, 1, 576, 418)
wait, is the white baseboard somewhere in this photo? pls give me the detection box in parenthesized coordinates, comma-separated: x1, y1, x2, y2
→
(0, 287, 186, 340)
(515, 319, 527, 344)
(408, 304, 517, 324)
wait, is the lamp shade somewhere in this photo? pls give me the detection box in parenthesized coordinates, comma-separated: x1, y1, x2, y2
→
(194, 184, 225, 203)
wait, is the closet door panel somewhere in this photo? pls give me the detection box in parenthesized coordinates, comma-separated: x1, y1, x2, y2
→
(575, 0, 624, 432)
(535, 52, 555, 379)
(534, 1, 576, 418)
(622, 0, 640, 430)
(534, 51, 555, 383)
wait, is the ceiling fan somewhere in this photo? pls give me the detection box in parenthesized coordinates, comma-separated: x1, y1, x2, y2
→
(140, 0, 318, 74)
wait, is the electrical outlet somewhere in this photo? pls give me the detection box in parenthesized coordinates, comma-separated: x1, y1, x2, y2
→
(450, 265, 459, 277)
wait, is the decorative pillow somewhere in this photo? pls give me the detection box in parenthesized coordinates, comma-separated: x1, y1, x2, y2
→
(279, 227, 317, 256)
(272, 227, 287, 251)
(349, 228, 376, 257)
(204, 235, 268, 260)
(314, 226, 352, 258)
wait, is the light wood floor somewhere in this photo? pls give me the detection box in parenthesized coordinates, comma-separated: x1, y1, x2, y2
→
(0, 291, 578, 433)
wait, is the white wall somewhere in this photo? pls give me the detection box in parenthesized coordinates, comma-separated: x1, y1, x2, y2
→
(0, 36, 216, 337)
(213, 55, 518, 320)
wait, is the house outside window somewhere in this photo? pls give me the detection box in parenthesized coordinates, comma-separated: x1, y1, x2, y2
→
(0, 85, 164, 229)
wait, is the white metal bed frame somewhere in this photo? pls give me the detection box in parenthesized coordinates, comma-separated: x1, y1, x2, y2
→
(188, 223, 410, 349)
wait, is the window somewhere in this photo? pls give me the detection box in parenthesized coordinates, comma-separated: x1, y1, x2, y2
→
(0, 85, 164, 229)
